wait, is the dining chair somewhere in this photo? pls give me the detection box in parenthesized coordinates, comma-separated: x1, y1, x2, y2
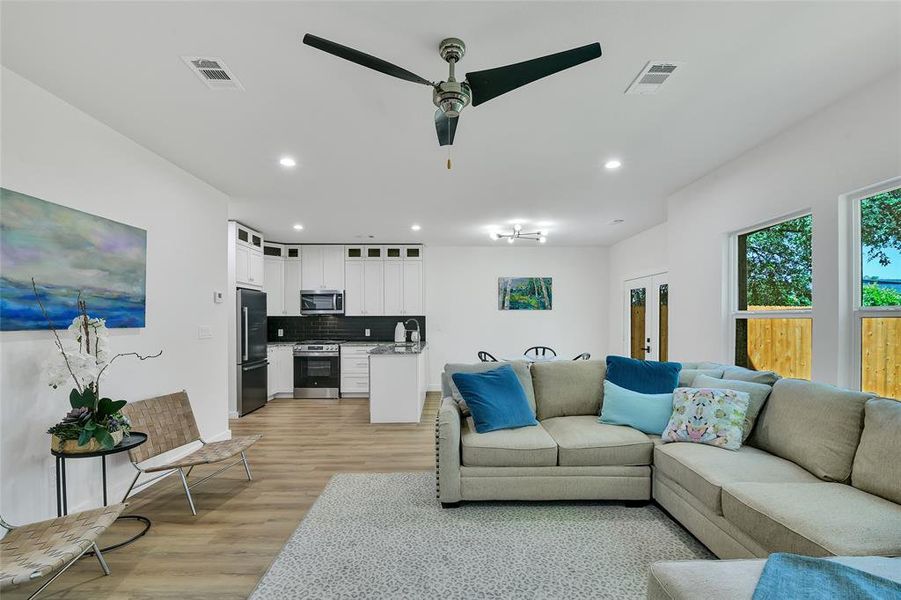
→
(477, 351, 498, 362)
(524, 346, 557, 358)
(572, 352, 591, 360)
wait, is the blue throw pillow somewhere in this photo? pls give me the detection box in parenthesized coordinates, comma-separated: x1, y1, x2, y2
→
(606, 355, 681, 394)
(598, 380, 674, 435)
(451, 364, 538, 434)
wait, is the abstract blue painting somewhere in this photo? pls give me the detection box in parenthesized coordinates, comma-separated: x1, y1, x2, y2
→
(0, 188, 146, 330)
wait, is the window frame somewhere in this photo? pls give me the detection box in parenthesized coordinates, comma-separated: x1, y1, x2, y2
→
(728, 210, 814, 368)
(848, 177, 901, 393)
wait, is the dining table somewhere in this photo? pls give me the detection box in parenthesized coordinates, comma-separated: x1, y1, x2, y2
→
(502, 354, 566, 363)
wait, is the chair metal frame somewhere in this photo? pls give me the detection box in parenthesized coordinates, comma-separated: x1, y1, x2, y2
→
(524, 346, 557, 358)
(477, 351, 498, 362)
(122, 442, 253, 516)
(0, 516, 111, 600)
(573, 352, 591, 360)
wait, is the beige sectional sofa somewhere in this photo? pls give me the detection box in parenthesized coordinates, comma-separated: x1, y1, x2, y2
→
(436, 359, 901, 561)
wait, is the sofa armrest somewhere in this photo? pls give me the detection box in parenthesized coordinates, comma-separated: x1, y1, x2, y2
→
(436, 397, 462, 503)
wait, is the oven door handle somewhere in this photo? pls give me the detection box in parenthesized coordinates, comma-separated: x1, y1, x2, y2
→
(294, 352, 340, 358)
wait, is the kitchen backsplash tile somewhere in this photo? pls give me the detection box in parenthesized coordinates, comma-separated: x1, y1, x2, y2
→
(268, 315, 426, 343)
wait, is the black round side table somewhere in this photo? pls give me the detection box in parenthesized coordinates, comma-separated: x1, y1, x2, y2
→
(52, 432, 151, 553)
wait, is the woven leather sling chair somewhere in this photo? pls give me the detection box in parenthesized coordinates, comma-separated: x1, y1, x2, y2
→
(0, 504, 125, 599)
(120, 391, 261, 515)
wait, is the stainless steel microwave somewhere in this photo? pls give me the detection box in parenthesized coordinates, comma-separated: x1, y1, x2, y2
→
(300, 290, 344, 315)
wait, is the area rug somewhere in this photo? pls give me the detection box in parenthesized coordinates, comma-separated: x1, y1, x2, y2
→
(251, 473, 712, 599)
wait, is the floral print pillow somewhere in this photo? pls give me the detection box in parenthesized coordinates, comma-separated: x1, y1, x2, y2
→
(661, 387, 750, 451)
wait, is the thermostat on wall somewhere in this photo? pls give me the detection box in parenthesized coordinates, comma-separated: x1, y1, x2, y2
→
(213, 291, 224, 304)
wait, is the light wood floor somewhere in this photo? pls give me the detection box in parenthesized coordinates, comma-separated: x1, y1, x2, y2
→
(8, 395, 441, 599)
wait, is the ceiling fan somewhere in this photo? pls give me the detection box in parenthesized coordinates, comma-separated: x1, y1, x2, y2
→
(302, 34, 602, 149)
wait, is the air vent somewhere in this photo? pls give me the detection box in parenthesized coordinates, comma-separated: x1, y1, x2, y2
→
(625, 61, 683, 95)
(181, 56, 244, 91)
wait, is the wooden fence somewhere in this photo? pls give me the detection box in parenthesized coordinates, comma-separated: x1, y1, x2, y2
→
(745, 317, 812, 380)
(862, 317, 900, 400)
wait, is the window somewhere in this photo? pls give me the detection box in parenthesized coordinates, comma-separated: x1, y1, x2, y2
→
(732, 214, 812, 378)
(854, 186, 900, 399)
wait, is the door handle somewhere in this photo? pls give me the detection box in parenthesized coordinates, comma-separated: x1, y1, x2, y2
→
(243, 307, 249, 362)
(644, 346, 651, 353)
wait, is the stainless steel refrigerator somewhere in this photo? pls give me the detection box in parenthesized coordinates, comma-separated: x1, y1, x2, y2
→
(237, 288, 268, 416)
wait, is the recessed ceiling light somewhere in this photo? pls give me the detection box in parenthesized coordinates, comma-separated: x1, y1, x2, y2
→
(411, 224, 421, 231)
(279, 156, 297, 168)
(293, 224, 304, 230)
(605, 159, 622, 170)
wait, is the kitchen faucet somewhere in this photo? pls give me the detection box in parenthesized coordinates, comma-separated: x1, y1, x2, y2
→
(404, 318, 421, 343)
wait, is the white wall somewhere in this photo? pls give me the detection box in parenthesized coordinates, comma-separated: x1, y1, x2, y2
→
(609, 71, 901, 385)
(606, 223, 668, 354)
(0, 68, 231, 523)
(425, 246, 609, 388)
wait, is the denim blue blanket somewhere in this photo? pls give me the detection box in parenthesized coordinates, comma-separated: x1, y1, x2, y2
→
(753, 553, 901, 600)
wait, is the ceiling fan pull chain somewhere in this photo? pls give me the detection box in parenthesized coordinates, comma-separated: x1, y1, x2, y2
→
(447, 145, 452, 170)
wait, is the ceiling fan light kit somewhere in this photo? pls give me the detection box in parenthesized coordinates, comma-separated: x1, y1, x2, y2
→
(302, 33, 602, 163)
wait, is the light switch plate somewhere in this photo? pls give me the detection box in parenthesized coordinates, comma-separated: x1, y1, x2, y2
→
(365, 328, 371, 337)
(197, 326, 213, 339)
(212, 291, 224, 304)
(277, 329, 284, 337)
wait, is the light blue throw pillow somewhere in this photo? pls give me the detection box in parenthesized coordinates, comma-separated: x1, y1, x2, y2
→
(598, 380, 674, 435)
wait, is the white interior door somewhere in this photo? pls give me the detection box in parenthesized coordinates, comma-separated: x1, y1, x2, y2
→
(623, 274, 669, 362)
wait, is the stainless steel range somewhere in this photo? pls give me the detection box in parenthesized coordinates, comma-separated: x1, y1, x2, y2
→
(293, 340, 344, 398)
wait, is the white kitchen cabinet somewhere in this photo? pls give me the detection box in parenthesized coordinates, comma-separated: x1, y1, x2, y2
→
(266, 347, 277, 399)
(267, 345, 295, 397)
(384, 245, 404, 261)
(403, 245, 423, 261)
(344, 260, 365, 316)
(283, 259, 303, 316)
(363, 261, 384, 316)
(383, 260, 403, 315)
(323, 246, 345, 289)
(249, 252, 265, 287)
(276, 346, 294, 394)
(264, 257, 285, 315)
(341, 344, 376, 397)
(301, 245, 345, 290)
(402, 260, 424, 314)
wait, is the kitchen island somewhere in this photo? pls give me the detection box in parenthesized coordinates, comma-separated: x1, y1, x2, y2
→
(368, 343, 428, 423)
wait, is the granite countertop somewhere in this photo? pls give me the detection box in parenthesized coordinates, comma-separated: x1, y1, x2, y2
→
(267, 342, 296, 346)
(369, 342, 428, 356)
(342, 341, 393, 346)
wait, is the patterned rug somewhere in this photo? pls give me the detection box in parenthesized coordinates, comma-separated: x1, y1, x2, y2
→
(251, 473, 712, 599)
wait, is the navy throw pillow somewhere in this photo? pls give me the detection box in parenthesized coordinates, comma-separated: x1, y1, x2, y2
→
(451, 364, 538, 434)
(605, 355, 682, 394)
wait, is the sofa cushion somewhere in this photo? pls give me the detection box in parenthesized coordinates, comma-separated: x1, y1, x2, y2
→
(692, 375, 772, 441)
(451, 364, 537, 433)
(852, 398, 901, 504)
(599, 380, 674, 435)
(722, 482, 901, 556)
(653, 442, 819, 515)
(541, 416, 653, 466)
(677, 368, 724, 387)
(678, 361, 725, 371)
(647, 556, 901, 600)
(750, 379, 873, 482)
(445, 360, 535, 416)
(606, 355, 681, 393)
(532, 359, 605, 420)
(460, 419, 557, 467)
(721, 366, 780, 385)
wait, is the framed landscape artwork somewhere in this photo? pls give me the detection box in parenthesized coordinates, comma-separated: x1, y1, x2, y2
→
(0, 187, 147, 331)
(498, 277, 552, 310)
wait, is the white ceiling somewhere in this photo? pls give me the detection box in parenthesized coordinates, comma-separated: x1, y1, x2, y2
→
(2, 1, 899, 246)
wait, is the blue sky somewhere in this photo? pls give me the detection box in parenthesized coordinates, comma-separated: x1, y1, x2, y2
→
(863, 246, 901, 280)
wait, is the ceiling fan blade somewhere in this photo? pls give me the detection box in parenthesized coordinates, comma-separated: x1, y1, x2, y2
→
(303, 33, 433, 87)
(435, 110, 459, 146)
(466, 42, 602, 106)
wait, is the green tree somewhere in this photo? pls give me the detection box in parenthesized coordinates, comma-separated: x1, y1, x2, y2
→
(860, 189, 901, 267)
(741, 215, 812, 308)
(862, 283, 901, 307)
